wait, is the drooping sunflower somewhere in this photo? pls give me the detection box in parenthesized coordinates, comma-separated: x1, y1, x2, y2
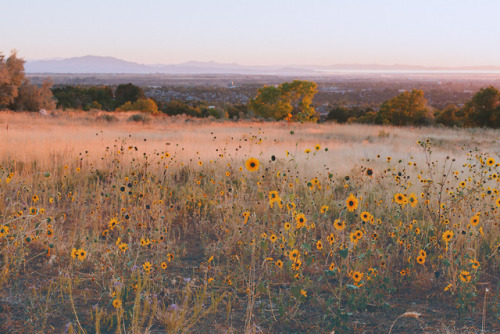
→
(459, 270, 471, 283)
(334, 219, 345, 231)
(245, 158, 260, 172)
(320, 205, 329, 214)
(346, 194, 359, 212)
(470, 259, 480, 270)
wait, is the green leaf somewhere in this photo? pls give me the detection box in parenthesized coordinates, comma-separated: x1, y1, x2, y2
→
(302, 242, 311, 252)
(346, 284, 358, 290)
(325, 270, 336, 277)
(339, 248, 349, 259)
(291, 286, 301, 299)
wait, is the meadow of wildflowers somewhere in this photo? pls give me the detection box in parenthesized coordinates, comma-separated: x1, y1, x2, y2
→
(0, 111, 498, 332)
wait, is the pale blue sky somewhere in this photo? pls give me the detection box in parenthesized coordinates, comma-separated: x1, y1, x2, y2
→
(1, 0, 499, 67)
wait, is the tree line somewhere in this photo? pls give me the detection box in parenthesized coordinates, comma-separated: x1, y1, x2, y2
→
(324, 87, 500, 128)
(1, 51, 499, 128)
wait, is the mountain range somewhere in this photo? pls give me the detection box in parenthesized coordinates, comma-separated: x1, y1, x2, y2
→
(24, 55, 500, 75)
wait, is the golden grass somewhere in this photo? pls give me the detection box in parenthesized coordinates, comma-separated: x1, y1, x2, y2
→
(0, 110, 498, 332)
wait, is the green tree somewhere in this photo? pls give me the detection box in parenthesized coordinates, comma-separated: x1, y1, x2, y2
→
(461, 86, 500, 128)
(435, 104, 459, 127)
(0, 50, 25, 108)
(378, 89, 433, 126)
(115, 83, 145, 107)
(249, 80, 318, 121)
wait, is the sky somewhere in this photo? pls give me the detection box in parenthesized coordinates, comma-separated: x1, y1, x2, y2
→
(1, 0, 499, 67)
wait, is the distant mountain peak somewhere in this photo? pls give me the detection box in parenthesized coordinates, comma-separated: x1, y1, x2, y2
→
(24, 55, 500, 75)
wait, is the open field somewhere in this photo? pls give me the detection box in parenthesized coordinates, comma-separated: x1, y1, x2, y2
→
(0, 111, 499, 333)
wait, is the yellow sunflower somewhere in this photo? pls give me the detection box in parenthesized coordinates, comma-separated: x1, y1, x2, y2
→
(346, 193, 359, 212)
(245, 157, 260, 172)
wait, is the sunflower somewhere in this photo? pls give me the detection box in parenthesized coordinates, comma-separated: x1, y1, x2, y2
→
(112, 298, 122, 309)
(334, 219, 345, 231)
(276, 260, 283, 268)
(366, 168, 373, 177)
(416, 255, 426, 265)
(268, 191, 280, 207)
(108, 218, 119, 230)
(329, 263, 336, 271)
(470, 215, 480, 227)
(291, 259, 302, 271)
(29, 207, 37, 215)
(287, 202, 296, 211)
(349, 231, 358, 243)
(316, 240, 323, 251)
(167, 253, 174, 262)
(355, 230, 363, 239)
(161, 262, 168, 269)
(320, 205, 329, 214)
(270, 234, 277, 243)
(486, 157, 496, 166)
(289, 249, 300, 261)
(327, 233, 335, 245)
(315, 144, 321, 151)
(408, 193, 418, 207)
(77, 249, 87, 261)
(32, 195, 39, 203)
(284, 222, 291, 230)
(143, 261, 152, 273)
(459, 181, 466, 188)
(442, 230, 454, 243)
(496, 197, 500, 208)
(295, 213, 307, 229)
(352, 271, 364, 283)
(470, 259, 480, 270)
(360, 211, 371, 222)
(419, 250, 427, 258)
(245, 158, 260, 172)
(394, 193, 407, 205)
(304, 149, 311, 154)
(118, 242, 128, 252)
(71, 248, 78, 259)
(0, 225, 9, 237)
(346, 194, 359, 212)
(459, 270, 471, 283)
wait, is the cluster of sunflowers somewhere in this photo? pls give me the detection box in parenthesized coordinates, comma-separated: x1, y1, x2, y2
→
(0, 135, 498, 332)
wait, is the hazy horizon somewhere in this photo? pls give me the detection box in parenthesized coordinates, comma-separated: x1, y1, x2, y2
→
(2, 0, 500, 68)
